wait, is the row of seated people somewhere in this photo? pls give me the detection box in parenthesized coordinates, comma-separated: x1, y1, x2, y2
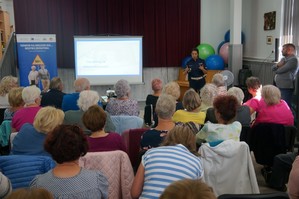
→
(0, 74, 298, 197)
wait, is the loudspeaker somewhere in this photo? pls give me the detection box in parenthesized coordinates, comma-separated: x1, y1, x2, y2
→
(274, 38, 279, 62)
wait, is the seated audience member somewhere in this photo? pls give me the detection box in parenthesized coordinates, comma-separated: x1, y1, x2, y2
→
(4, 87, 24, 120)
(198, 83, 218, 113)
(0, 171, 12, 198)
(141, 94, 176, 150)
(61, 78, 102, 112)
(11, 86, 42, 132)
(82, 105, 126, 152)
(41, 77, 66, 109)
(162, 81, 184, 110)
(7, 188, 53, 199)
(253, 85, 293, 126)
(159, 179, 216, 199)
(64, 90, 115, 134)
(105, 79, 139, 116)
(205, 87, 251, 126)
(196, 95, 241, 145)
(30, 124, 108, 199)
(131, 123, 203, 199)
(12, 106, 64, 156)
(288, 155, 299, 199)
(211, 73, 227, 95)
(146, 78, 163, 106)
(0, 76, 18, 123)
(263, 152, 297, 192)
(172, 88, 205, 127)
(243, 76, 264, 114)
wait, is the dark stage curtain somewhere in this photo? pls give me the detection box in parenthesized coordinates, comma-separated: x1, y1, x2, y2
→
(13, 0, 201, 68)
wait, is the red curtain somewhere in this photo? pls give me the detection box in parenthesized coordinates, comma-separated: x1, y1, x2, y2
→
(13, 0, 201, 68)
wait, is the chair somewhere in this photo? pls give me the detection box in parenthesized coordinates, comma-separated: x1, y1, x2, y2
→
(144, 104, 158, 127)
(79, 150, 134, 199)
(284, 125, 297, 152)
(250, 123, 296, 166)
(0, 155, 55, 189)
(110, 115, 143, 135)
(218, 192, 289, 199)
(198, 140, 259, 196)
(121, 128, 149, 170)
(240, 125, 251, 145)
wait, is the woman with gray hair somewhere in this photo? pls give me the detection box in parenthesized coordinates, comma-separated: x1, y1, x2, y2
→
(11, 86, 42, 132)
(105, 79, 139, 116)
(64, 90, 115, 134)
(198, 83, 218, 113)
(205, 87, 251, 126)
(253, 85, 293, 126)
(211, 73, 227, 95)
(141, 94, 176, 150)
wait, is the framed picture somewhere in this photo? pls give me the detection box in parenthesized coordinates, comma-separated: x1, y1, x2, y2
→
(267, 36, 272, 45)
(264, 11, 276, 30)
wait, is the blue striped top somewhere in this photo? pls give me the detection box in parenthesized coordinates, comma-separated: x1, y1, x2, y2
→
(140, 144, 203, 199)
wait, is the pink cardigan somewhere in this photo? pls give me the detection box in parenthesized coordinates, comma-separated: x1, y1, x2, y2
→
(79, 150, 134, 199)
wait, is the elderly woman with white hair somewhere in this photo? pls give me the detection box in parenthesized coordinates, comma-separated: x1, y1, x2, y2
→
(12, 106, 64, 156)
(211, 73, 227, 95)
(205, 87, 251, 126)
(11, 86, 42, 132)
(63, 90, 115, 134)
(253, 85, 293, 126)
(198, 83, 218, 113)
(105, 79, 139, 116)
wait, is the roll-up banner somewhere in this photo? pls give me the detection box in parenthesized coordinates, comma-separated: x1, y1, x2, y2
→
(16, 34, 57, 92)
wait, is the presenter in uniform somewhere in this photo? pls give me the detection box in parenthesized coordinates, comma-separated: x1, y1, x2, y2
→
(183, 48, 208, 93)
(38, 64, 50, 93)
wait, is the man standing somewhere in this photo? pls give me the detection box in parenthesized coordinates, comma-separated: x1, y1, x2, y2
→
(272, 43, 298, 108)
(184, 48, 208, 93)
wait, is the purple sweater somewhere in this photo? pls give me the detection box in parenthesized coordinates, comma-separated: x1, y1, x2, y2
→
(86, 133, 126, 153)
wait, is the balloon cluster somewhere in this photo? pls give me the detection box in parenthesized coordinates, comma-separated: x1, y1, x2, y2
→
(182, 30, 245, 70)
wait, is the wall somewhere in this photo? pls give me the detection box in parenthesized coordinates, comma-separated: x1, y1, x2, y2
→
(201, 0, 284, 61)
(242, 0, 283, 60)
(10, 0, 286, 99)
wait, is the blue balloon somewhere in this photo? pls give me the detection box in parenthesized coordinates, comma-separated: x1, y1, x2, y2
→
(224, 30, 245, 44)
(217, 41, 226, 54)
(181, 56, 192, 68)
(206, 55, 225, 70)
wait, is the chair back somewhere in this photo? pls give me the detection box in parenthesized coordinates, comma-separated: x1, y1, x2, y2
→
(121, 128, 148, 170)
(284, 125, 297, 152)
(250, 123, 293, 166)
(111, 115, 143, 135)
(79, 150, 134, 199)
(218, 192, 289, 199)
(144, 104, 158, 127)
(198, 140, 259, 196)
(0, 155, 55, 189)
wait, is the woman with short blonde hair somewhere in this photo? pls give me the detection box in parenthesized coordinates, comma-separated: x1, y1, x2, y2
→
(172, 89, 205, 127)
(162, 81, 184, 110)
(4, 87, 24, 120)
(12, 106, 64, 156)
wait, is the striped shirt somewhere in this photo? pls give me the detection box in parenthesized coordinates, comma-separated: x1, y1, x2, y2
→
(140, 144, 203, 199)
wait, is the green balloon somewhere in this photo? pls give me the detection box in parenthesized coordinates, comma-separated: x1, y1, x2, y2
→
(196, 43, 215, 60)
